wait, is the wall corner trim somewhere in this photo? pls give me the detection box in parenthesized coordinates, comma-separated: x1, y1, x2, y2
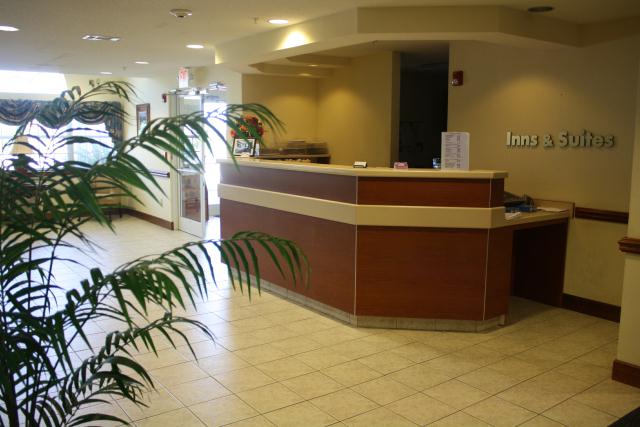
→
(619, 237, 640, 254)
(613, 359, 640, 389)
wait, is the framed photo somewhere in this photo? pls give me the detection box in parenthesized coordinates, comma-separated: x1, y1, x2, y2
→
(232, 138, 256, 156)
(136, 103, 150, 135)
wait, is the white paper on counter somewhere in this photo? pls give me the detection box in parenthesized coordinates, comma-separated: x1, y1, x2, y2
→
(441, 132, 470, 170)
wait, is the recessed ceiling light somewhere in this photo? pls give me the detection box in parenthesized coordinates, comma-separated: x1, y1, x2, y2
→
(186, 44, 204, 49)
(170, 8, 193, 19)
(83, 34, 121, 42)
(268, 19, 289, 25)
(309, 64, 318, 67)
(0, 25, 19, 32)
(135, 61, 149, 65)
(100, 71, 113, 75)
(527, 6, 554, 13)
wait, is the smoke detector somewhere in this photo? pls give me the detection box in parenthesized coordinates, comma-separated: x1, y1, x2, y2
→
(170, 9, 193, 19)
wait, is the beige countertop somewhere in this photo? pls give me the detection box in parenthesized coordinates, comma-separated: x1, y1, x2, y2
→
(218, 158, 508, 179)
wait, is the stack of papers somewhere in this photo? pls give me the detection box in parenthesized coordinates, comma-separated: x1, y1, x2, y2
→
(538, 206, 569, 212)
(505, 212, 522, 220)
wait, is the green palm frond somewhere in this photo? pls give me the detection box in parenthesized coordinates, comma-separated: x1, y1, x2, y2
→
(0, 81, 305, 426)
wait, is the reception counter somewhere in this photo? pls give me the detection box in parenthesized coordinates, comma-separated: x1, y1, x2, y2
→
(219, 159, 571, 331)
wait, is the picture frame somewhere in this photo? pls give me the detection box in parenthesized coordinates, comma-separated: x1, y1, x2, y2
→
(232, 138, 256, 156)
(136, 103, 150, 135)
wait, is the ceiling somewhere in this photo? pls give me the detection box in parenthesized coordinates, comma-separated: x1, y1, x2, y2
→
(1, 0, 639, 77)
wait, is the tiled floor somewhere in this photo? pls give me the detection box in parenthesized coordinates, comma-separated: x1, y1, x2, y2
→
(53, 217, 640, 426)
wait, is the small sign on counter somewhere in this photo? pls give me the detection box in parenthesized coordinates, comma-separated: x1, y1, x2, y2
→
(441, 132, 470, 170)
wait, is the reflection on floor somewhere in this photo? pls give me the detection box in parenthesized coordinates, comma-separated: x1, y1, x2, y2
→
(53, 217, 640, 426)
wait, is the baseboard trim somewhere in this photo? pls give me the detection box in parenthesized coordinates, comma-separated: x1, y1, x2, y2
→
(613, 359, 640, 389)
(562, 293, 620, 322)
(574, 207, 629, 224)
(619, 237, 640, 255)
(123, 208, 174, 230)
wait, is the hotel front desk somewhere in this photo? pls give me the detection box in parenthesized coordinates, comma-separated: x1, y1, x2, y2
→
(218, 159, 571, 331)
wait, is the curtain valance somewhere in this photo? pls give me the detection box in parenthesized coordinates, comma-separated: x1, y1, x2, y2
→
(0, 99, 124, 143)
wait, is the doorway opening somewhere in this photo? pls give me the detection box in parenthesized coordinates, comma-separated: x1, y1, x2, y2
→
(398, 44, 449, 168)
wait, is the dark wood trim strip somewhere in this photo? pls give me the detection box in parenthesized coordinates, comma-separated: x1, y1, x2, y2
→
(575, 207, 629, 224)
(613, 359, 640, 389)
(149, 169, 170, 178)
(619, 237, 640, 255)
(123, 208, 174, 230)
(562, 293, 620, 322)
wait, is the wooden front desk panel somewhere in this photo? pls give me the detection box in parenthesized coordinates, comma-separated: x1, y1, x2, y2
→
(219, 160, 568, 324)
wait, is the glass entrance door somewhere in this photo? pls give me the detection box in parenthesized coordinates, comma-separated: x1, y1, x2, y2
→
(176, 95, 205, 237)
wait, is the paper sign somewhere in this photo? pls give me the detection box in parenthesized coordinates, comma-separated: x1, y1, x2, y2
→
(441, 132, 470, 170)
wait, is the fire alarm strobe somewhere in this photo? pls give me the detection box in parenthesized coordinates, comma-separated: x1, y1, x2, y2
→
(451, 70, 464, 86)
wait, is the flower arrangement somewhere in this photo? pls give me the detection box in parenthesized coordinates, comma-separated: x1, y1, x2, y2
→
(231, 114, 264, 139)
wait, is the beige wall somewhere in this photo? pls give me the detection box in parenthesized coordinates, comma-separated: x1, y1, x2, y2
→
(317, 52, 400, 167)
(241, 75, 318, 146)
(448, 37, 640, 305)
(617, 63, 640, 367)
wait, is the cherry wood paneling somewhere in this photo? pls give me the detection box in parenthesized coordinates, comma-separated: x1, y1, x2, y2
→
(357, 177, 502, 207)
(613, 359, 640, 389)
(511, 220, 568, 307)
(220, 164, 357, 203)
(575, 207, 629, 224)
(484, 227, 514, 319)
(490, 179, 505, 207)
(562, 293, 621, 322)
(220, 200, 356, 312)
(619, 237, 640, 255)
(355, 227, 489, 320)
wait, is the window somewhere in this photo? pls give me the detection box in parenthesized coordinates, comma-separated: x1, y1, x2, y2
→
(0, 70, 67, 95)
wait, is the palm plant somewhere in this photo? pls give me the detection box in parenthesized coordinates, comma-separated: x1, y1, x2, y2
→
(0, 81, 308, 426)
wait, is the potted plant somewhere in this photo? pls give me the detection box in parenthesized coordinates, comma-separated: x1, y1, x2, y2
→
(0, 81, 307, 426)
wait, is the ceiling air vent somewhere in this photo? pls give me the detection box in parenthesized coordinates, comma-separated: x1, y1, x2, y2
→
(82, 34, 121, 42)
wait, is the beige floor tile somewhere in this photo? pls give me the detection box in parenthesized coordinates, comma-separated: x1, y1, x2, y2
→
(196, 352, 250, 376)
(134, 348, 188, 370)
(285, 318, 338, 334)
(329, 339, 381, 360)
(310, 389, 379, 421)
(389, 342, 444, 363)
(270, 336, 324, 355)
(294, 347, 353, 370)
(167, 377, 231, 406)
(281, 371, 344, 399)
(424, 379, 491, 410)
(224, 415, 274, 427)
(351, 377, 415, 406)
(573, 379, 640, 417)
(423, 354, 483, 377)
(390, 363, 452, 391)
(464, 396, 537, 427)
(255, 357, 315, 381)
(450, 345, 506, 367)
(456, 367, 521, 394)
(514, 347, 573, 370)
(72, 402, 130, 426)
(485, 357, 545, 382)
(264, 401, 336, 427)
(544, 399, 617, 426)
(498, 371, 590, 413)
(428, 411, 492, 427)
(358, 350, 414, 374)
(386, 393, 456, 425)
(418, 332, 474, 352)
(190, 395, 259, 427)
(235, 343, 289, 365)
(576, 347, 617, 369)
(237, 382, 303, 413)
(213, 366, 275, 393)
(177, 340, 229, 360)
(217, 332, 269, 351)
(551, 360, 611, 385)
(342, 407, 417, 427)
(117, 389, 183, 421)
(518, 415, 565, 426)
(135, 407, 205, 427)
(150, 361, 209, 387)
(322, 360, 382, 386)
(308, 326, 363, 346)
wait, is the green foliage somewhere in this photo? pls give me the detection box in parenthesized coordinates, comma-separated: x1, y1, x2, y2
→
(0, 81, 307, 426)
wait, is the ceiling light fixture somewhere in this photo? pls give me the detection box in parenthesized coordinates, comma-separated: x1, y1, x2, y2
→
(83, 34, 121, 42)
(268, 19, 289, 25)
(186, 44, 204, 49)
(170, 8, 193, 19)
(100, 71, 113, 75)
(309, 64, 318, 67)
(135, 61, 149, 65)
(527, 6, 554, 13)
(0, 25, 19, 32)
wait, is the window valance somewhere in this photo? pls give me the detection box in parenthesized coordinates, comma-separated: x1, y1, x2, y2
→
(0, 99, 124, 143)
